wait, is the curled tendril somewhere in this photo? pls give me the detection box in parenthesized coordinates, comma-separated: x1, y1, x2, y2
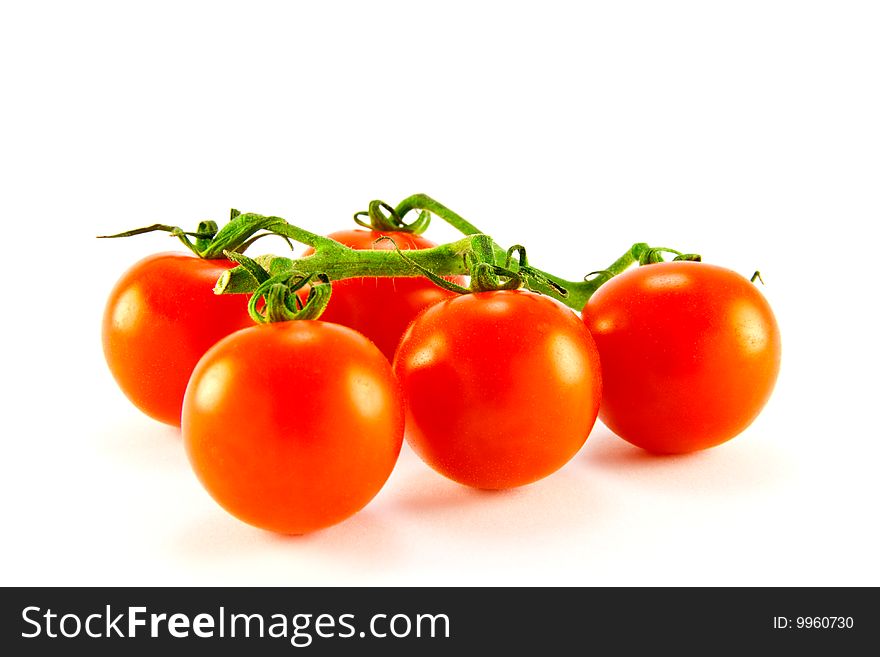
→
(468, 260, 522, 292)
(223, 251, 331, 323)
(639, 247, 671, 265)
(235, 231, 295, 254)
(354, 200, 431, 235)
(504, 245, 529, 269)
(503, 245, 567, 296)
(248, 271, 332, 323)
(194, 220, 219, 252)
(253, 275, 300, 323)
(638, 246, 701, 266)
(460, 235, 525, 291)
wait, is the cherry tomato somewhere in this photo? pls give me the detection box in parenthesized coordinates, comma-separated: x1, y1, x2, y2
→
(302, 230, 465, 360)
(583, 261, 781, 454)
(102, 253, 253, 426)
(182, 321, 404, 534)
(393, 290, 602, 489)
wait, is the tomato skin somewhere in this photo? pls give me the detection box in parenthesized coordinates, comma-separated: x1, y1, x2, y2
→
(102, 253, 253, 427)
(583, 261, 781, 454)
(303, 230, 465, 360)
(182, 321, 403, 534)
(393, 290, 602, 489)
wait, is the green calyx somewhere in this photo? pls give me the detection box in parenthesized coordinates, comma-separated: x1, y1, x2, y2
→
(224, 251, 332, 323)
(638, 247, 702, 265)
(97, 208, 294, 259)
(354, 200, 431, 235)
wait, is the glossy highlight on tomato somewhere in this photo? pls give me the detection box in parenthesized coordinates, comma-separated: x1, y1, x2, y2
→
(583, 261, 781, 454)
(303, 230, 465, 359)
(393, 290, 602, 489)
(102, 253, 253, 426)
(182, 321, 404, 534)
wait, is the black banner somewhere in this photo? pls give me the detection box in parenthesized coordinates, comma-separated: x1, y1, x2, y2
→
(0, 587, 871, 654)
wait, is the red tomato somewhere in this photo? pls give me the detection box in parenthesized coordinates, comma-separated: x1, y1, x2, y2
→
(102, 253, 253, 426)
(583, 261, 781, 454)
(393, 290, 602, 489)
(182, 321, 403, 534)
(303, 230, 465, 359)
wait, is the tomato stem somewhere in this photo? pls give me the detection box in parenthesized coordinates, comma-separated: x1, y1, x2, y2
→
(218, 196, 666, 311)
(395, 194, 483, 235)
(217, 224, 652, 312)
(392, 194, 642, 300)
(372, 236, 473, 294)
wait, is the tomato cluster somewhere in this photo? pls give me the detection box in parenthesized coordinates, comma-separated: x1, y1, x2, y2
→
(102, 212, 781, 535)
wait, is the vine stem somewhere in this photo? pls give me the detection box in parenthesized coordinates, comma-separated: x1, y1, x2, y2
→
(395, 194, 483, 235)
(216, 217, 649, 312)
(216, 235, 474, 294)
(392, 193, 645, 306)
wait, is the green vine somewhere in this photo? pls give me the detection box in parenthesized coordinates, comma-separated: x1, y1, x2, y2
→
(213, 194, 670, 312)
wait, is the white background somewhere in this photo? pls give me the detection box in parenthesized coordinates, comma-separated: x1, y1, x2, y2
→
(2, 1, 878, 586)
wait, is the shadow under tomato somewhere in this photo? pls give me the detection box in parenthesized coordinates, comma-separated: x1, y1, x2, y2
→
(395, 474, 526, 511)
(388, 464, 610, 541)
(272, 506, 400, 557)
(170, 504, 404, 584)
(169, 444, 614, 579)
(580, 425, 794, 497)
